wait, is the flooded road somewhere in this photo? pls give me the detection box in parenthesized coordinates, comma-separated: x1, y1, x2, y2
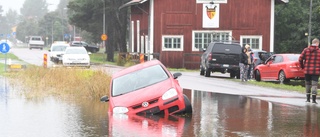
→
(1, 77, 319, 137)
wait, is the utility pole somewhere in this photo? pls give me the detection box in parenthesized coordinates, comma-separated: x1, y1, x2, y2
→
(103, 0, 106, 49)
(308, 0, 313, 45)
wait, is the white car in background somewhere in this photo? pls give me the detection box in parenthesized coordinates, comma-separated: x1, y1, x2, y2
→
(49, 43, 69, 64)
(62, 46, 90, 68)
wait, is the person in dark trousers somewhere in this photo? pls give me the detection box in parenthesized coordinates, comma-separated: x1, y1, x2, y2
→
(299, 38, 320, 104)
(239, 47, 248, 82)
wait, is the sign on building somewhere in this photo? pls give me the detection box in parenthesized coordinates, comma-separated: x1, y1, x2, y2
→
(203, 4, 220, 28)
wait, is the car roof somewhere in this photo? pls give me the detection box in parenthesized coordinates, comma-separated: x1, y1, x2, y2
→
(112, 59, 165, 78)
(66, 46, 86, 49)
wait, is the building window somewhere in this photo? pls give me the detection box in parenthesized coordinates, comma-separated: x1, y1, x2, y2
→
(162, 35, 184, 51)
(240, 35, 262, 50)
(192, 30, 232, 51)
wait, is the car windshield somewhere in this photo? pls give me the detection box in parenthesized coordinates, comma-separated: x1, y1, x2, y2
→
(287, 54, 300, 61)
(112, 64, 169, 97)
(65, 48, 87, 54)
(52, 45, 68, 52)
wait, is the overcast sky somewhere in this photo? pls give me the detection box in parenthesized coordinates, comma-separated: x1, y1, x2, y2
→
(0, 0, 60, 14)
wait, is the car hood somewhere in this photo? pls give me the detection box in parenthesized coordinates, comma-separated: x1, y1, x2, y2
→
(111, 79, 176, 107)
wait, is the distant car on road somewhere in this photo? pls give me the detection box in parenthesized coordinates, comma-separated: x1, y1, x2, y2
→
(254, 54, 304, 83)
(28, 36, 45, 50)
(48, 43, 69, 64)
(70, 41, 100, 53)
(62, 46, 90, 68)
(100, 59, 192, 115)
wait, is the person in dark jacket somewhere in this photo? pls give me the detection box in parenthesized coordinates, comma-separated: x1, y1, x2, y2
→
(299, 38, 320, 104)
(239, 47, 248, 82)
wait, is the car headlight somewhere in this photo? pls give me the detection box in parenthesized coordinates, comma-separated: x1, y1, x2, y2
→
(113, 107, 129, 114)
(162, 88, 178, 100)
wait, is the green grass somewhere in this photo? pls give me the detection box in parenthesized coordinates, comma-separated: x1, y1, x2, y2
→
(246, 80, 307, 93)
(0, 53, 21, 60)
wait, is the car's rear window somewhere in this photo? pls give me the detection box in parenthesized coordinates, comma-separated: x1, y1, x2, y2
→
(112, 65, 169, 97)
(65, 48, 87, 54)
(211, 43, 241, 54)
(52, 45, 68, 51)
(32, 37, 41, 40)
(287, 54, 300, 61)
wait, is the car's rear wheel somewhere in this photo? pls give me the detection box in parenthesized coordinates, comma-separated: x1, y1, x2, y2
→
(205, 68, 211, 77)
(255, 70, 261, 81)
(230, 72, 236, 78)
(91, 49, 97, 53)
(279, 70, 289, 83)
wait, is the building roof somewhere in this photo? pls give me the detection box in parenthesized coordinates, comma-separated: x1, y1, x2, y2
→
(120, 0, 288, 10)
(119, 0, 148, 10)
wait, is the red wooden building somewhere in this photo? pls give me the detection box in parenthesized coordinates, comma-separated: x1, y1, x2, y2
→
(120, 0, 289, 69)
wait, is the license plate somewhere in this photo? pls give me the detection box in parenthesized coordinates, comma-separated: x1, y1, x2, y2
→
(223, 64, 229, 67)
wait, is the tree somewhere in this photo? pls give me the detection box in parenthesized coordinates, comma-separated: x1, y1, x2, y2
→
(68, 0, 129, 61)
(20, 0, 48, 19)
(6, 9, 19, 27)
(274, 0, 320, 53)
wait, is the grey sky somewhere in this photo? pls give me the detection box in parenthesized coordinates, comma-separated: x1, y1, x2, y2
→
(0, 0, 60, 14)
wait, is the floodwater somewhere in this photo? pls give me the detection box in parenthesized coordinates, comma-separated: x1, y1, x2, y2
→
(0, 77, 320, 137)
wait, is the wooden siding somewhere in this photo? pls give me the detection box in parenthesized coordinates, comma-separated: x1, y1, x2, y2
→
(131, 0, 273, 69)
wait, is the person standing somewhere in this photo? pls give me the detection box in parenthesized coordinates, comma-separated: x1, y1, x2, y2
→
(299, 38, 320, 104)
(240, 47, 248, 82)
(245, 44, 253, 81)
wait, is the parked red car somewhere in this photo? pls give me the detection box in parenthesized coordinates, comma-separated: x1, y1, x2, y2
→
(254, 54, 304, 83)
(100, 59, 192, 115)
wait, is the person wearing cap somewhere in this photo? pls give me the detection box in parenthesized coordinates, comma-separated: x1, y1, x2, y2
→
(299, 38, 320, 104)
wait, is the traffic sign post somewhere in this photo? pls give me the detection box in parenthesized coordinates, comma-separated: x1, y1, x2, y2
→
(0, 42, 11, 72)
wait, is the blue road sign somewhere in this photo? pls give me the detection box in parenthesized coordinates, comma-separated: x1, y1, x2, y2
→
(12, 32, 16, 35)
(7, 34, 10, 38)
(0, 42, 10, 53)
(64, 34, 69, 39)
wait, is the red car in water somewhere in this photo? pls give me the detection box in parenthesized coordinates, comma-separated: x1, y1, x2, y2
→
(100, 59, 192, 115)
(254, 54, 304, 83)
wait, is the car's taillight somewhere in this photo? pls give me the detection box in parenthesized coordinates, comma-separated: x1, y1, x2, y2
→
(208, 53, 212, 61)
(289, 62, 300, 68)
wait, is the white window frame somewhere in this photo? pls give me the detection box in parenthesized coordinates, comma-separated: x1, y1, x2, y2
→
(192, 30, 232, 51)
(240, 35, 263, 50)
(162, 35, 184, 51)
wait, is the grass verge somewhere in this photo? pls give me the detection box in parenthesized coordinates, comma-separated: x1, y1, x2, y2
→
(7, 66, 111, 99)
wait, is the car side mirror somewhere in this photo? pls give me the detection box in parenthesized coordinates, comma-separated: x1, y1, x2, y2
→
(173, 72, 182, 79)
(100, 95, 109, 102)
(88, 52, 92, 55)
(201, 48, 206, 52)
(48, 49, 51, 52)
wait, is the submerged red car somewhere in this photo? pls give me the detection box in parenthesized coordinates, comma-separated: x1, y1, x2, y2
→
(254, 54, 304, 83)
(100, 59, 192, 115)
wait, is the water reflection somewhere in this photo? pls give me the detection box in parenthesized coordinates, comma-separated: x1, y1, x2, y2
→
(109, 114, 190, 137)
(184, 89, 320, 137)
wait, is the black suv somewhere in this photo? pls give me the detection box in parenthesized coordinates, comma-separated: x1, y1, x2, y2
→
(70, 41, 100, 53)
(200, 41, 242, 78)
